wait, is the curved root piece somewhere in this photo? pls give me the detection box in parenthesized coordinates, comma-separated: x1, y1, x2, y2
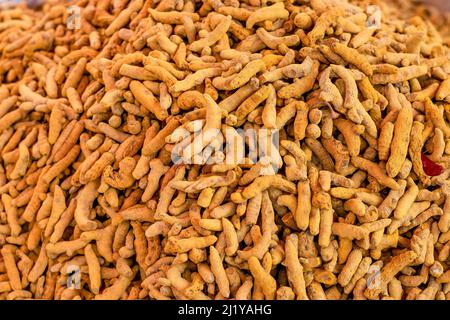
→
(231, 175, 296, 203)
(102, 157, 136, 190)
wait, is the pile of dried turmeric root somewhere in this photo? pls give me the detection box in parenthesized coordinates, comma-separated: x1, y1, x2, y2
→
(0, 0, 450, 300)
